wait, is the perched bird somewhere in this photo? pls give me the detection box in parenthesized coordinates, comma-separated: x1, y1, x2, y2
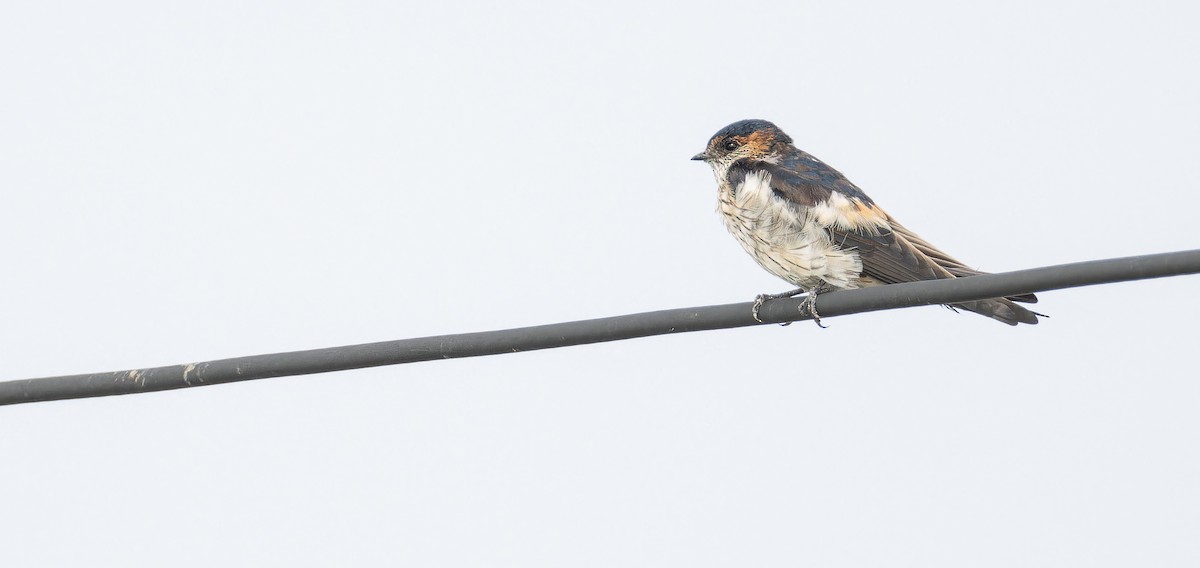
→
(692, 119, 1041, 326)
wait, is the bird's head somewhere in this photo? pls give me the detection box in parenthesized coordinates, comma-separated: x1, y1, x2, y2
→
(691, 119, 793, 171)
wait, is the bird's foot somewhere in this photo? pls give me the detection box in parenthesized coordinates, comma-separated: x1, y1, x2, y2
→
(751, 295, 767, 323)
(801, 291, 828, 329)
(751, 287, 808, 324)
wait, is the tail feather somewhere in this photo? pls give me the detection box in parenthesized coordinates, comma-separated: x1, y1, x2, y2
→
(954, 297, 1043, 326)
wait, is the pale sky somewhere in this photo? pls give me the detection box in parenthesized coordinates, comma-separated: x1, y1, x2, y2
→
(2, 1, 1199, 566)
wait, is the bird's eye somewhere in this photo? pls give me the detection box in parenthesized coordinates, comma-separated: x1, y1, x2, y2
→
(723, 140, 739, 151)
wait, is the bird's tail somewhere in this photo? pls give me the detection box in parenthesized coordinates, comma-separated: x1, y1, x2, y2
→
(953, 297, 1043, 326)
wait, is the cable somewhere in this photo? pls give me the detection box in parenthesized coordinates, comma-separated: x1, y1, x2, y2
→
(2, 248, 1198, 406)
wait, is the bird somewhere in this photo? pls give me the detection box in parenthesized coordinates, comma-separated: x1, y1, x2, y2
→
(691, 119, 1041, 326)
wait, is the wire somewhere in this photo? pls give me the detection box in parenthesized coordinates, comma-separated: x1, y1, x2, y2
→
(3, 249, 1199, 406)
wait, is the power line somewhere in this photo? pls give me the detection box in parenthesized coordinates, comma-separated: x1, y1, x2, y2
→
(3, 249, 1199, 406)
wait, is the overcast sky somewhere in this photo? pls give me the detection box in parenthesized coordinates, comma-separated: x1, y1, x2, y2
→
(3, 1, 1199, 566)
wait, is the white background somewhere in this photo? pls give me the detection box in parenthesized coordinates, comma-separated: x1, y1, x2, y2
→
(2, 1, 1198, 566)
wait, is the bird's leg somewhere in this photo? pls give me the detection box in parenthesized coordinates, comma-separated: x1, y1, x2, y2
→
(751, 287, 808, 323)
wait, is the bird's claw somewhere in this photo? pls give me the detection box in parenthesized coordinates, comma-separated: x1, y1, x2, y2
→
(751, 295, 767, 323)
(802, 293, 827, 328)
(753, 288, 822, 327)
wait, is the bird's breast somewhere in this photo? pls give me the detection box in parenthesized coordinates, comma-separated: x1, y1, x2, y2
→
(716, 169, 864, 289)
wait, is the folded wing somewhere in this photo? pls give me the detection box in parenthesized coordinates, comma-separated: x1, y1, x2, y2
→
(760, 157, 1040, 325)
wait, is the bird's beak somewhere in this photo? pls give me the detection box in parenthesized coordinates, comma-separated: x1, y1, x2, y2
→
(691, 152, 709, 161)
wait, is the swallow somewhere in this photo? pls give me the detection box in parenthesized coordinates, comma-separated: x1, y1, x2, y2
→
(692, 119, 1041, 326)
